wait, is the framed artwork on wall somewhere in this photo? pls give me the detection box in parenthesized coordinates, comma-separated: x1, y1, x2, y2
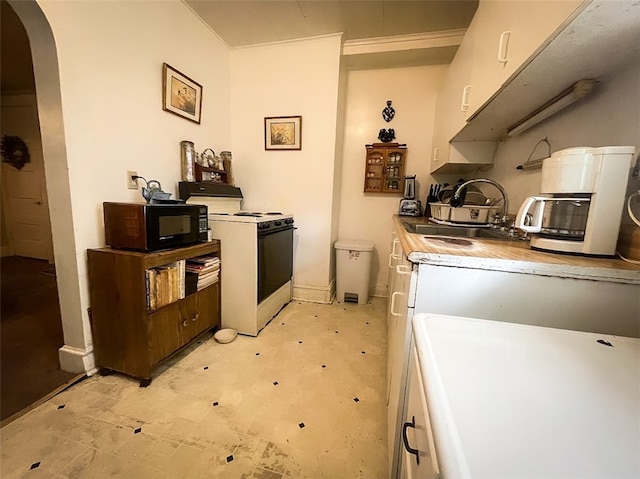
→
(264, 116, 302, 150)
(162, 63, 203, 124)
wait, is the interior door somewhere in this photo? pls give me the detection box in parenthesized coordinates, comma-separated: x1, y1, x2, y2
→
(0, 94, 53, 261)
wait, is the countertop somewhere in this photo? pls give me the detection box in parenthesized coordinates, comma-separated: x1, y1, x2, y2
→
(412, 313, 640, 479)
(394, 215, 640, 284)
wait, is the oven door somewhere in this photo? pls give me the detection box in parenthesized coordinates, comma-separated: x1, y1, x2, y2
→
(258, 225, 294, 303)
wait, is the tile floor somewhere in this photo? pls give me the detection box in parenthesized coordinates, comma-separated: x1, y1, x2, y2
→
(0, 298, 388, 478)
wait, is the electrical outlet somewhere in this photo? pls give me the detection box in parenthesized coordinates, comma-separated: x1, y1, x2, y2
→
(127, 170, 138, 190)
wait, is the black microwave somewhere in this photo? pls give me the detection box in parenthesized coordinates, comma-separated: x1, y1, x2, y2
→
(103, 202, 208, 251)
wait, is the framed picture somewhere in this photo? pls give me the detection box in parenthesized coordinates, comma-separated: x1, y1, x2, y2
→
(162, 63, 203, 124)
(264, 116, 302, 150)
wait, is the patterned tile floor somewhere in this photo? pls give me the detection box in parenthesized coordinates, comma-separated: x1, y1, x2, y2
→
(0, 298, 388, 478)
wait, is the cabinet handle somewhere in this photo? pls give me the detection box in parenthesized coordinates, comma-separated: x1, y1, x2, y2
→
(390, 291, 404, 317)
(191, 312, 200, 322)
(392, 238, 401, 260)
(182, 320, 188, 327)
(388, 238, 400, 267)
(402, 416, 420, 466)
(461, 85, 471, 112)
(498, 31, 511, 64)
(396, 264, 411, 275)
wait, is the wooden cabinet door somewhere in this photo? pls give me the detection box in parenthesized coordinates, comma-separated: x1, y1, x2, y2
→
(364, 148, 385, 192)
(180, 282, 220, 339)
(148, 303, 183, 366)
(383, 149, 405, 193)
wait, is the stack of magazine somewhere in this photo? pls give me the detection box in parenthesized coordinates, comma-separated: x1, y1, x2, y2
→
(185, 255, 220, 293)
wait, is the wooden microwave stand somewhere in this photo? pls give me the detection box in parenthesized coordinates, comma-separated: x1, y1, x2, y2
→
(87, 241, 221, 386)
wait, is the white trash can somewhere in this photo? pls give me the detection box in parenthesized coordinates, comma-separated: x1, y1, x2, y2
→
(335, 239, 375, 304)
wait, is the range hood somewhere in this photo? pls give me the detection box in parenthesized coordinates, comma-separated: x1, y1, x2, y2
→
(178, 182, 243, 202)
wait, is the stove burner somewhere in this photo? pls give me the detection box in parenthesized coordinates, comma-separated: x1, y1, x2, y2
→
(211, 212, 230, 215)
(265, 212, 283, 215)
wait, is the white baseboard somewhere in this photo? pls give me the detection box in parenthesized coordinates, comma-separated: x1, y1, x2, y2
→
(373, 283, 387, 298)
(59, 345, 95, 374)
(292, 279, 335, 304)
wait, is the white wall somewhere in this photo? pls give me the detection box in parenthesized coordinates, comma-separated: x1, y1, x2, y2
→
(25, 0, 230, 372)
(229, 35, 343, 303)
(483, 61, 640, 216)
(337, 65, 448, 297)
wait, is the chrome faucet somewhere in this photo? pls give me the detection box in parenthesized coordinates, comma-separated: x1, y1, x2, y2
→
(450, 178, 510, 226)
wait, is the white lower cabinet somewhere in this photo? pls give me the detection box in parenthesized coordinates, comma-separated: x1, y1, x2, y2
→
(399, 342, 440, 479)
(387, 239, 639, 478)
(386, 245, 416, 479)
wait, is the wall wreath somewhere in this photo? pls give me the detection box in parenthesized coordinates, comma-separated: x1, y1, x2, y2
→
(1, 135, 31, 170)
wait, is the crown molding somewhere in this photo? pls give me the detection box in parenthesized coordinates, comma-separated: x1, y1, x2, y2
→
(342, 29, 466, 56)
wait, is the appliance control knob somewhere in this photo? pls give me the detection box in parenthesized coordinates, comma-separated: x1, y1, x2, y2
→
(258, 223, 269, 230)
(274, 221, 282, 226)
(285, 218, 294, 224)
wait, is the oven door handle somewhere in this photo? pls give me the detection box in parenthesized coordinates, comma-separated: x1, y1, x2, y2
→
(258, 225, 295, 237)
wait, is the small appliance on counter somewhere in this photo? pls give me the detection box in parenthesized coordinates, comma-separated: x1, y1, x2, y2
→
(399, 175, 422, 216)
(103, 202, 208, 252)
(515, 146, 636, 256)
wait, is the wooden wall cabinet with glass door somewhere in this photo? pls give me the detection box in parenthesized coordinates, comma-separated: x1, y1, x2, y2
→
(364, 144, 407, 194)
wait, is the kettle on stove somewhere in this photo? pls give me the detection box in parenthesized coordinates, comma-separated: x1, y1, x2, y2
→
(399, 175, 422, 216)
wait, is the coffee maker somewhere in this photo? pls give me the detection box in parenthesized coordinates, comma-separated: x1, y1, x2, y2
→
(399, 175, 422, 216)
(515, 146, 636, 256)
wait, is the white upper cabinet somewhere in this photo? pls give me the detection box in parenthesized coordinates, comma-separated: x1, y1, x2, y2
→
(456, 0, 640, 142)
(430, 27, 475, 174)
(466, 0, 584, 117)
(430, 0, 590, 174)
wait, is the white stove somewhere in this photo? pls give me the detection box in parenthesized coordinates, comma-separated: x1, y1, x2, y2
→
(179, 182, 294, 336)
(208, 211, 294, 224)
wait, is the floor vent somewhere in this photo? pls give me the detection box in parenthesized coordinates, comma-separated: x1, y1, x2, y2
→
(344, 293, 359, 303)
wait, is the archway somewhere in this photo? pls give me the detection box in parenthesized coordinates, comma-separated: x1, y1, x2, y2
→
(2, 0, 91, 420)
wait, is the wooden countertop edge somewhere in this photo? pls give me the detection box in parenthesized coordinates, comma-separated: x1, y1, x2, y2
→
(394, 216, 640, 285)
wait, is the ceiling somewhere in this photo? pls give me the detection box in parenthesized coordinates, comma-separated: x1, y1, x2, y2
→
(185, 0, 478, 48)
(1, 0, 478, 94)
